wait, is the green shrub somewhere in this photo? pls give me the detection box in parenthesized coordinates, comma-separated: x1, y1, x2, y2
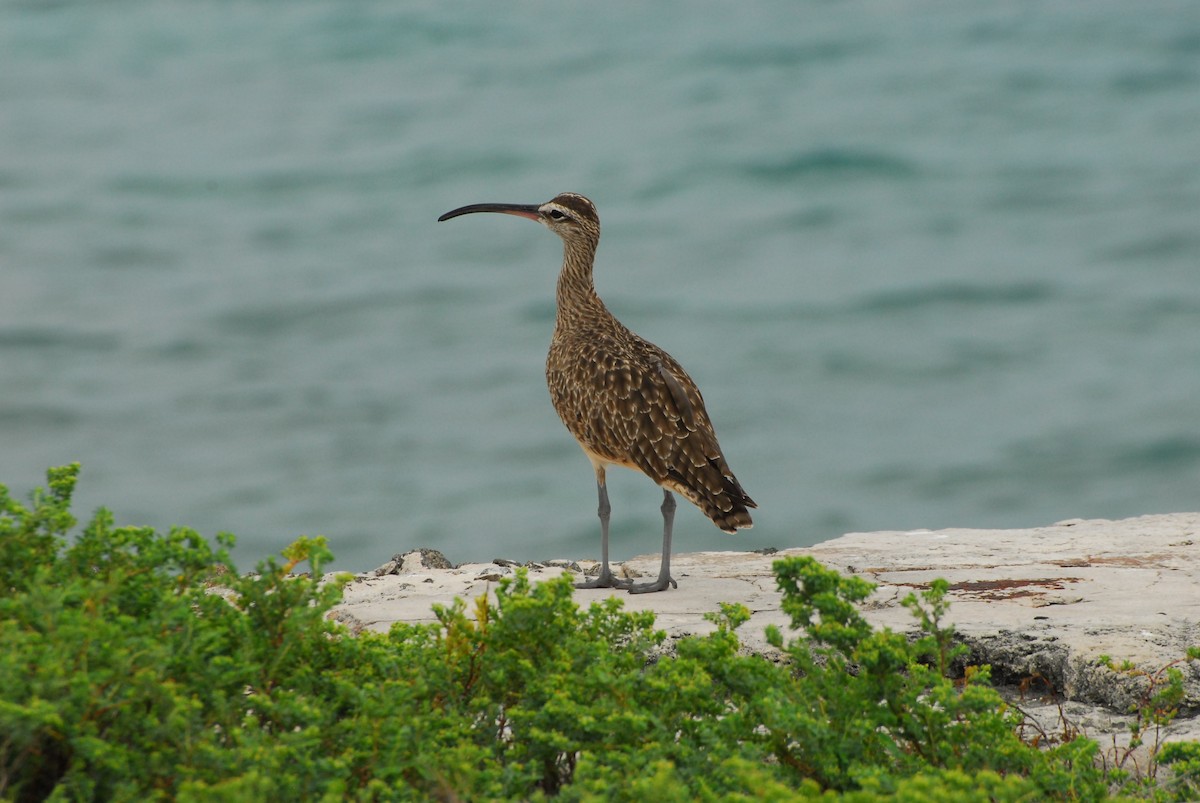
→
(760, 558, 1110, 795)
(1, 465, 1195, 800)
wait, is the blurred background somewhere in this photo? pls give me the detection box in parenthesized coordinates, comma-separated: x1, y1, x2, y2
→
(2, 1, 1198, 572)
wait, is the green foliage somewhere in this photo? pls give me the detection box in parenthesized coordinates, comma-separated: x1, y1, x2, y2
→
(1094, 650, 1200, 797)
(1, 466, 1196, 801)
(761, 557, 1111, 796)
(1158, 741, 1200, 801)
(0, 466, 352, 800)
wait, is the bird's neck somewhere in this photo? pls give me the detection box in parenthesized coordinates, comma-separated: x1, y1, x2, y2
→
(554, 237, 607, 328)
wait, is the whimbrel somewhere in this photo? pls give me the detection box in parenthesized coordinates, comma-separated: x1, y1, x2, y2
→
(438, 192, 755, 593)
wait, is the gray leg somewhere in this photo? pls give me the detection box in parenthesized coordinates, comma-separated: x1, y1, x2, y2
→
(629, 490, 678, 594)
(575, 480, 631, 590)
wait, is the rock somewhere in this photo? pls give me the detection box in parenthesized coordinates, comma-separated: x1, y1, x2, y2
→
(476, 566, 511, 582)
(373, 548, 455, 575)
(543, 559, 584, 572)
(808, 514, 1200, 711)
(372, 559, 401, 577)
(333, 513, 1200, 750)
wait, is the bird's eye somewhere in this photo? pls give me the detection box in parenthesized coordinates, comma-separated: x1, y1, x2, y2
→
(548, 209, 566, 220)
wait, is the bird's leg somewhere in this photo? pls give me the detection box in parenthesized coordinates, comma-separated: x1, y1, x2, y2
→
(629, 489, 678, 594)
(575, 476, 631, 589)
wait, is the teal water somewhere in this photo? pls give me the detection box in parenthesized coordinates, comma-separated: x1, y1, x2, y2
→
(3, 1, 1199, 571)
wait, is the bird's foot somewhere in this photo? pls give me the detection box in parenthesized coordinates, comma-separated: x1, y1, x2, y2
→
(575, 567, 633, 590)
(628, 575, 677, 594)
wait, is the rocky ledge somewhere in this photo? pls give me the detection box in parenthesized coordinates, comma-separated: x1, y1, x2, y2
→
(331, 513, 1200, 751)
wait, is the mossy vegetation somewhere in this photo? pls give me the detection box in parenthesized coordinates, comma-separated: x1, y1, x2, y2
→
(2, 465, 1198, 801)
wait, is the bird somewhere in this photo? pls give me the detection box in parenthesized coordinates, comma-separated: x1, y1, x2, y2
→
(438, 192, 755, 593)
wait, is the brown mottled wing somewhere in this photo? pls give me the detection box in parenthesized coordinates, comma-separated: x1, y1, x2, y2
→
(640, 350, 756, 532)
(550, 333, 755, 533)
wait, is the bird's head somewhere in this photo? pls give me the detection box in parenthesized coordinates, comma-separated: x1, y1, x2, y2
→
(439, 192, 600, 246)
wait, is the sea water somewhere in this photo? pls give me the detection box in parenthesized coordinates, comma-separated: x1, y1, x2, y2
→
(2, 0, 1199, 571)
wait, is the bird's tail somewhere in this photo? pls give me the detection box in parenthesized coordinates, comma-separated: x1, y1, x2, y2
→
(709, 500, 755, 533)
(670, 462, 756, 534)
(707, 474, 756, 533)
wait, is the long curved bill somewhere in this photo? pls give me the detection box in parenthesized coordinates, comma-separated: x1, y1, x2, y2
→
(438, 202, 542, 222)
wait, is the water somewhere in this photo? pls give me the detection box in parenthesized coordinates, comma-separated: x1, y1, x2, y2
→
(3, 0, 1199, 572)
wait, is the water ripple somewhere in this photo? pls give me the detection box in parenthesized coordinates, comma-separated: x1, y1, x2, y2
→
(740, 148, 919, 183)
